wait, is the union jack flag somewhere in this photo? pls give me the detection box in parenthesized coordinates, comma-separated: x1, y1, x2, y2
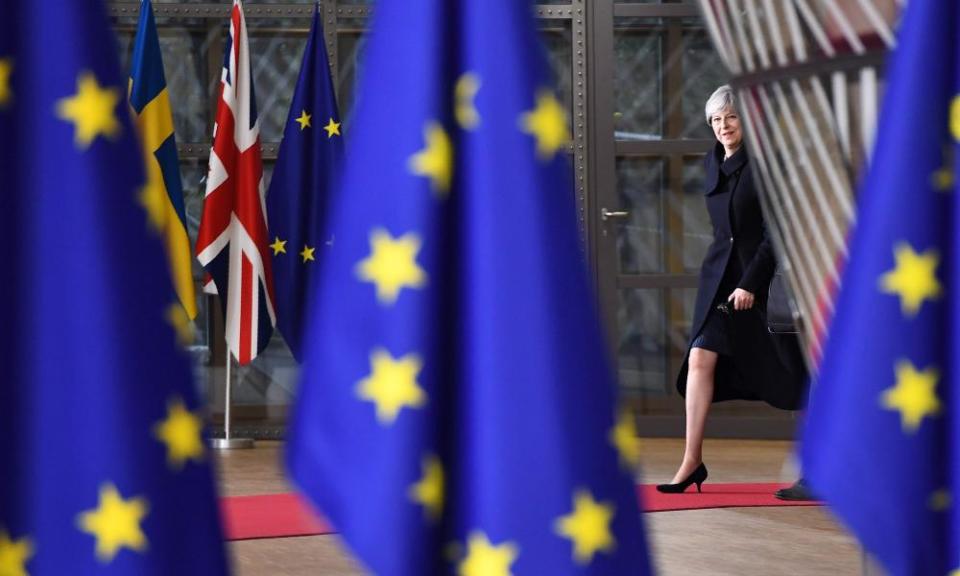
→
(196, 0, 275, 365)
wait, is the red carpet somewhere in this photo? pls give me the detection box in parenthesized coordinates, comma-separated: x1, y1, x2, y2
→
(220, 493, 335, 541)
(640, 482, 821, 512)
(221, 483, 821, 541)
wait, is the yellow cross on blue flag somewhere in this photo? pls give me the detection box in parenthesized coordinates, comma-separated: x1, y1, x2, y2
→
(0, 0, 228, 574)
(285, 1, 651, 574)
(802, 1, 959, 574)
(129, 0, 198, 330)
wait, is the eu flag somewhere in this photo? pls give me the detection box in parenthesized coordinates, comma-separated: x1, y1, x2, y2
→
(286, 1, 651, 574)
(0, 0, 228, 573)
(801, 1, 959, 574)
(266, 4, 344, 362)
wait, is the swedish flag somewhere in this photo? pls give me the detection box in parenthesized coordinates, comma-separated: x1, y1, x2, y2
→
(266, 4, 344, 362)
(129, 0, 198, 332)
(285, 1, 651, 574)
(0, 0, 227, 573)
(801, 1, 959, 574)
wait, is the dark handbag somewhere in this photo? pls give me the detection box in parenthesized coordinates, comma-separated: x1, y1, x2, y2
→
(767, 268, 800, 334)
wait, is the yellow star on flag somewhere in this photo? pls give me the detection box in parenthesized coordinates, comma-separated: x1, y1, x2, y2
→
(355, 228, 427, 305)
(932, 167, 954, 191)
(409, 454, 444, 521)
(458, 532, 519, 576)
(609, 409, 641, 471)
(324, 117, 341, 138)
(409, 121, 453, 195)
(519, 90, 570, 160)
(951, 95, 960, 142)
(270, 237, 287, 255)
(356, 348, 427, 424)
(300, 245, 316, 263)
(154, 396, 205, 469)
(165, 302, 195, 347)
(880, 359, 941, 432)
(295, 110, 312, 130)
(56, 71, 122, 149)
(137, 180, 166, 232)
(929, 488, 951, 512)
(555, 489, 616, 564)
(878, 242, 942, 316)
(0, 58, 12, 108)
(455, 73, 481, 130)
(0, 530, 33, 576)
(77, 483, 149, 563)
(931, 145, 955, 191)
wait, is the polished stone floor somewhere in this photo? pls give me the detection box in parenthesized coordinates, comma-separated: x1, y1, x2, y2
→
(217, 439, 862, 576)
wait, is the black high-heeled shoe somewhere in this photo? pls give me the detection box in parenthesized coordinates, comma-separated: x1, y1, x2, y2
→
(656, 463, 708, 494)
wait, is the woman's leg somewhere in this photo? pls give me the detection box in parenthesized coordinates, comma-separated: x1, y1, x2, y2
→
(670, 347, 718, 483)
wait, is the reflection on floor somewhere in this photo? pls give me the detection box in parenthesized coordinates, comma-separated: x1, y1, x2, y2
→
(216, 438, 860, 576)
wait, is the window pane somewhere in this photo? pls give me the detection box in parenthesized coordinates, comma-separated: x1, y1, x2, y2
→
(230, 337, 299, 411)
(617, 289, 666, 396)
(248, 19, 311, 142)
(617, 287, 696, 401)
(616, 155, 714, 274)
(614, 19, 661, 139)
(681, 30, 729, 139)
(616, 157, 664, 273)
(681, 155, 711, 272)
(614, 17, 728, 140)
(336, 19, 368, 125)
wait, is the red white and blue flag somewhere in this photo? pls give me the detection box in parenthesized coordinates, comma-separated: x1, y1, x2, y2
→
(196, 0, 275, 365)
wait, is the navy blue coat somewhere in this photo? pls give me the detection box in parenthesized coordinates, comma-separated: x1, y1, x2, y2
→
(676, 143, 807, 410)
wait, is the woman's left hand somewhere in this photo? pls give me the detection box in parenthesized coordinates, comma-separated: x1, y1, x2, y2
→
(728, 288, 755, 311)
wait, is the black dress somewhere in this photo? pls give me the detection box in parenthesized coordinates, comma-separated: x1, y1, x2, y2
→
(677, 143, 807, 411)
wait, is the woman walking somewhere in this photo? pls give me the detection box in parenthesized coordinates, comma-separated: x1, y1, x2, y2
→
(657, 85, 807, 493)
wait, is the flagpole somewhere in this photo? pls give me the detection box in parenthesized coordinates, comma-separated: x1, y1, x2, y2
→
(210, 349, 254, 449)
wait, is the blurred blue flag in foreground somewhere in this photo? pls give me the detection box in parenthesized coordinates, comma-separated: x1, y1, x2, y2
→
(266, 4, 344, 362)
(286, 0, 650, 574)
(802, 1, 959, 574)
(0, 0, 228, 573)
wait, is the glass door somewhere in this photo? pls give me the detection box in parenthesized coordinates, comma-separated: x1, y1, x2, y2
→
(589, 1, 795, 438)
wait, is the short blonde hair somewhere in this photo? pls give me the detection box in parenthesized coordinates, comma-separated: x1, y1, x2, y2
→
(705, 85, 736, 124)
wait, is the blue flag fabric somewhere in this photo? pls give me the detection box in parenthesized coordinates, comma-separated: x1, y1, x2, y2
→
(801, 1, 959, 575)
(286, 1, 651, 575)
(0, 1, 228, 574)
(266, 4, 344, 362)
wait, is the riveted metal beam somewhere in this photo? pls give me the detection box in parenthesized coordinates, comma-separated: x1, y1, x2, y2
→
(177, 142, 279, 161)
(571, 0, 587, 249)
(108, 2, 316, 19)
(109, 3, 576, 21)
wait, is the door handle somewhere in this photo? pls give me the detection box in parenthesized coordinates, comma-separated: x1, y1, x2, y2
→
(601, 208, 630, 222)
